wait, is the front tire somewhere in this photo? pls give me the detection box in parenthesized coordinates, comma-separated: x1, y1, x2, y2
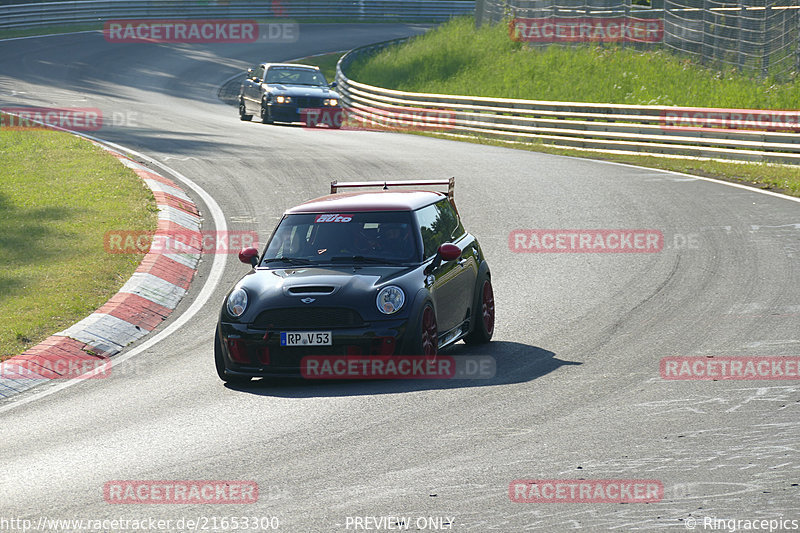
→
(406, 303, 438, 356)
(215, 329, 252, 384)
(464, 276, 494, 344)
(260, 98, 274, 124)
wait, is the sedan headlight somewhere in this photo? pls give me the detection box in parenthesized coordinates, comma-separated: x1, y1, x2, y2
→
(276, 95, 291, 104)
(323, 98, 339, 106)
(227, 288, 248, 317)
(376, 286, 405, 315)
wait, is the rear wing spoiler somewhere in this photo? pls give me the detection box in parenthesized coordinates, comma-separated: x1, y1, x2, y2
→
(330, 178, 456, 208)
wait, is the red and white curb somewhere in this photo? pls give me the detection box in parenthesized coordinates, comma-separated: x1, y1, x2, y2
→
(0, 144, 201, 397)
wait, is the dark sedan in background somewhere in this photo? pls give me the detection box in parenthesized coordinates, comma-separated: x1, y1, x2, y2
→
(238, 63, 342, 127)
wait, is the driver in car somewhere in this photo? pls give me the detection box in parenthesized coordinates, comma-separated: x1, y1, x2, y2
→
(376, 222, 414, 260)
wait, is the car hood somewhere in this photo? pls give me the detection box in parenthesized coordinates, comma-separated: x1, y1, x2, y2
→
(268, 84, 339, 98)
(231, 265, 422, 323)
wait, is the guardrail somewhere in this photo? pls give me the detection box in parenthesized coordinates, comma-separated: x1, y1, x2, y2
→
(335, 39, 800, 165)
(0, 0, 474, 29)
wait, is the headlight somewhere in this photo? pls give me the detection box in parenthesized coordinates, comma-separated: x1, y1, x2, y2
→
(376, 286, 405, 315)
(227, 288, 248, 317)
(276, 95, 291, 104)
(324, 98, 338, 106)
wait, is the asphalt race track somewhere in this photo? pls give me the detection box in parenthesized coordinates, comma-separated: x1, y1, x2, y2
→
(1, 23, 799, 532)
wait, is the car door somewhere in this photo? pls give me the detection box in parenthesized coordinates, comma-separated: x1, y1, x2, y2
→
(416, 200, 477, 333)
(242, 64, 265, 114)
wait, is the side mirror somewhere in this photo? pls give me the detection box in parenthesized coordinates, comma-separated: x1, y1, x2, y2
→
(425, 243, 461, 275)
(247, 68, 254, 75)
(238, 247, 259, 267)
(438, 243, 461, 262)
(329, 81, 338, 89)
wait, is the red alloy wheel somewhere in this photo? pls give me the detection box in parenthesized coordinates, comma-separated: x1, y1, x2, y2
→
(421, 305, 438, 356)
(481, 280, 495, 335)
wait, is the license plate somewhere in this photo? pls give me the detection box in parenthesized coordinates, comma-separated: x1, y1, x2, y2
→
(280, 331, 332, 346)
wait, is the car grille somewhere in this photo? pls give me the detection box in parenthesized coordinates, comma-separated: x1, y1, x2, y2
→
(236, 337, 397, 371)
(295, 97, 325, 108)
(263, 339, 394, 368)
(252, 307, 364, 329)
(268, 346, 354, 366)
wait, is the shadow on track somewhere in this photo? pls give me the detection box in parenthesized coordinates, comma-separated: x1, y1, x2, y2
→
(223, 341, 580, 397)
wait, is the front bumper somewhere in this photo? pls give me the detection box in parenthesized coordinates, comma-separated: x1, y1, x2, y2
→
(269, 104, 343, 126)
(218, 319, 409, 377)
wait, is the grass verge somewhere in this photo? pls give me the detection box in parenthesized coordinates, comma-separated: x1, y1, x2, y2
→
(348, 16, 800, 109)
(343, 16, 800, 197)
(0, 120, 158, 360)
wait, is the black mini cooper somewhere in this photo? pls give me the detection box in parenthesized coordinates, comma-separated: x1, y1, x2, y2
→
(238, 62, 342, 127)
(215, 179, 495, 383)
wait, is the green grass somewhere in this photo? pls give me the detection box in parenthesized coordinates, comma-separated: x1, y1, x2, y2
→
(343, 16, 800, 197)
(348, 16, 800, 109)
(0, 121, 158, 360)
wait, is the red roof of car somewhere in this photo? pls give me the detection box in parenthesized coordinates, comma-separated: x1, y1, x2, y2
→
(286, 190, 446, 214)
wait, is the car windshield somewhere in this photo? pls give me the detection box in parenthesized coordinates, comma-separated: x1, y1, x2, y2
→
(265, 67, 327, 86)
(261, 211, 421, 266)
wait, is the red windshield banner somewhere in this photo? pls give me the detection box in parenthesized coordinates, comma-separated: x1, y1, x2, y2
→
(510, 17, 664, 43)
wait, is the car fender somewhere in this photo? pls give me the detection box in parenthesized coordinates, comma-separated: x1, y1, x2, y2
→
(215, 321, 230, 361)
(466, 260, 491, 334)
(471, 260, 491, 308)
(475, 259, 490, 285)
(406, 286, 432, 321)
(401, 287, 433, 354)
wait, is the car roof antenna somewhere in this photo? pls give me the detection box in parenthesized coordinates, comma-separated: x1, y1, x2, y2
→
(383, 182, 389, 190)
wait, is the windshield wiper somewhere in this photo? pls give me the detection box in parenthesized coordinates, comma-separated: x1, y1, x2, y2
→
(262, 257, 315, 265)
(330, 256, 404, 265)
